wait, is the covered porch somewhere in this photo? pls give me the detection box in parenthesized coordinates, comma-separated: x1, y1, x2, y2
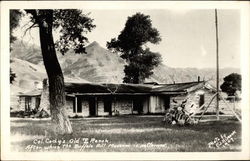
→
(66, 93, 172, 117)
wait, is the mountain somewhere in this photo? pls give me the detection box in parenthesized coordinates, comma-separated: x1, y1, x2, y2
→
(57, 41, 125, 83)
(148, 64, 240, 87)
(11, 40, 240, 87)
(11, 40, 43, 64)
(11, 40, 125, 83)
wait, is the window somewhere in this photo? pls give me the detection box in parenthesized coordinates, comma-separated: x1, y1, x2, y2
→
(199, 94, 205, 107)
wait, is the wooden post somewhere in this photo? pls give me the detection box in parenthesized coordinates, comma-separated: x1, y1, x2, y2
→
(215, 9, 220, 120)
(74, 96, 77, 113)
(95, 96, 98, 116)
(110, 97, 112, 116)
(148, 96, 150, 114)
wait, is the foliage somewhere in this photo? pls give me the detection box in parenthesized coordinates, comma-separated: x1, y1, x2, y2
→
(53, 10, 96, 54)
(10, 68, 16, 84)
(107, 13, 162, 83)
(220, 73, 241, 96)
(24, 9, 96, 55)
(10, 10, 22, 46)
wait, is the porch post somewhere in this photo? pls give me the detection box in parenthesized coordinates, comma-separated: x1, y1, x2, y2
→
(74, 96, 77, 113)
(109, 97, 112, 116)
(95, 96, 98, 116)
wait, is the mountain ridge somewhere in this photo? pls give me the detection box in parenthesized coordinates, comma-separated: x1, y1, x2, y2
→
(11, 40, 240, 88)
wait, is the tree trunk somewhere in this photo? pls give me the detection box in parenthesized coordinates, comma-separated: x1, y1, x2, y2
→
(37, 10, 73, 134)
(36, 79, 50, 116)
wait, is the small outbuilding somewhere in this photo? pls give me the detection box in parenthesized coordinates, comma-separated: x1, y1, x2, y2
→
(18, 89, 42, 112)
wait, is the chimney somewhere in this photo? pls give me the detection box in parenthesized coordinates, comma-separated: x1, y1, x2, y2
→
(198, 76, 200, 82)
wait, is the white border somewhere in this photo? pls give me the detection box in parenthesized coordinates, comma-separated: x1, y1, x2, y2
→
(1, 1, 250, 160)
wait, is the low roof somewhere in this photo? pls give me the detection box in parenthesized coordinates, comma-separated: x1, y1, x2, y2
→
(18, 81, 208, 97)
(65, 83, 153, 94)
(18, 89, 42, 97)
(152, 81, 205, 93)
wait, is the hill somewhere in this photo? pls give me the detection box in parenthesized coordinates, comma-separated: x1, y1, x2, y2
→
(10, 57, 89, 94)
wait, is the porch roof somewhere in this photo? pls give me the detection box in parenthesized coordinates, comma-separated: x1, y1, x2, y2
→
(65, 83, 153, 94)
(65, 81, 205, 95)
(152, 81, 205, 93)
(18, 81, 207, 97)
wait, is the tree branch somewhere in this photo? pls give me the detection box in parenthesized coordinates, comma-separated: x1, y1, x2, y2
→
(22, 22, 38, 38)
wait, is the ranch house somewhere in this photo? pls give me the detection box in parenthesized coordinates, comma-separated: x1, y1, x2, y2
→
(18, 79, 217, 117)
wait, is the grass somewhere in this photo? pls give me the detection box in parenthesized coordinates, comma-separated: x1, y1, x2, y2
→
(10, 115, 241, 152)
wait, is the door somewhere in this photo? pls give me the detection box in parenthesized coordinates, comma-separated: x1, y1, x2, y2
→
(89, 97, 97, 116)
(133, 96, 143, 114)
(25, 97, 31, 112)
(104, 96, 112, 115)
(164, 96, 170, 110)
(77, 97, 82, 113)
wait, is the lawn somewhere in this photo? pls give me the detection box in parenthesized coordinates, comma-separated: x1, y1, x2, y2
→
(10, 115, 241, 152)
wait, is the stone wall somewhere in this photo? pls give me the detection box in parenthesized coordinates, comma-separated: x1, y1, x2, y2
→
(18, 97, 25, 111)
(114, 98, 133, 115)
(18, 96, 38, 112)
(170, 88, 217, 113)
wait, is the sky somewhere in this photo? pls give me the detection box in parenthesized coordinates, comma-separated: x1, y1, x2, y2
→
(14, 9, 241, 69)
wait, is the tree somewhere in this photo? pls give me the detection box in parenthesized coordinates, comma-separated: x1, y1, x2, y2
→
(10, 68, 16, 84)
(107, 13, 162, 84)
(10, 10, 22, 84)
(16, 9, 96, 134)
(10, 10, 22, 47)
(220, 73, 241, 97)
